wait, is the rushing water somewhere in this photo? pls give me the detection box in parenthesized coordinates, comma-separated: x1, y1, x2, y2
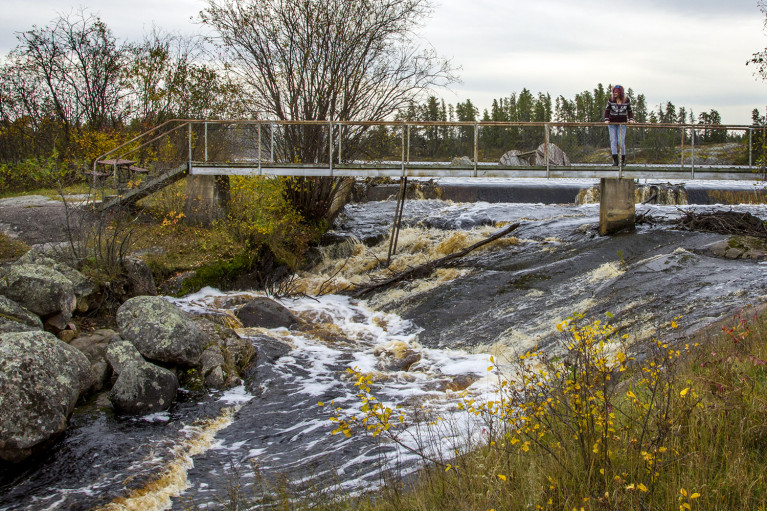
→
(3, 186, 767, 510)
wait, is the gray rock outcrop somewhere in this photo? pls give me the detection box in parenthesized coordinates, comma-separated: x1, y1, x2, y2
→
(0, 295, 44, 333)
(0, 330, 93, 462)
(235, 297, 299, 329)
(106, 338, 178, 415)
(116, 296, 206, 366)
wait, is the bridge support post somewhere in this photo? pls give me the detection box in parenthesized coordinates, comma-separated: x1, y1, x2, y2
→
(599, 178, 635, 236)
(184, 175, 229, 225)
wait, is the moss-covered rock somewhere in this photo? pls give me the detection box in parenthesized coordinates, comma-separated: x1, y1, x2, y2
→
(106, 337, 179, 415)
(116, 296, 206, 366)
(0, 295, 43, 333)
(0, 330, 92, 462)
(0, 264, 76, 321)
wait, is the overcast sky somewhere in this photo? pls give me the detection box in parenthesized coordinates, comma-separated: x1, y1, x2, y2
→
(1, 0, 765, 124)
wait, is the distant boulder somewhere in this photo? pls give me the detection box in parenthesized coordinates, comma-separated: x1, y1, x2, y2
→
(532, 143, 571, 166)
(500, 143, 570, 166)
(499, 150, 530, 166)
(451, 156, 473, 167)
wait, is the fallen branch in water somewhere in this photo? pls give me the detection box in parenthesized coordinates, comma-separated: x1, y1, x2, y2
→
(348, 222, 521, 298)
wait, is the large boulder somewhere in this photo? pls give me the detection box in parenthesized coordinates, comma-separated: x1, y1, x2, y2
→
(121, 257, 157, 297)
(235, 297, 299, 329)
(531, 143, 571, 166)
(106, 338, 178, 415)
(0, 295, 44, 333)
(16, 242, 80, 268)
(0, 264, 76, 322)
(15, 245, 93, 310)
(0, 330, 93, 462)
(499, 150, 530, 166)
(116, 296, 206, 366)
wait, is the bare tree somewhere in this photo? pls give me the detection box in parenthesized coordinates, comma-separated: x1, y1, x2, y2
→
(16, 9, 125, 132)
(199, 0, 457, 222)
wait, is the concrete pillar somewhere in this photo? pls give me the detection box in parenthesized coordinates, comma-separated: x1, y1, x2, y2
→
(599, 178, 635, 236)
(184, 175, 229, 225)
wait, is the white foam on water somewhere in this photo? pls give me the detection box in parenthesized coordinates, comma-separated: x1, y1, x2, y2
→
(217, 385, 254, 404)
(169, 290, 504, 499)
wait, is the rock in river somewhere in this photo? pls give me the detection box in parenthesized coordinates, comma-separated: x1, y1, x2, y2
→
(106, 337, 178, 415)
(235, 297, 300, 329)
(116, 296, 206, 366)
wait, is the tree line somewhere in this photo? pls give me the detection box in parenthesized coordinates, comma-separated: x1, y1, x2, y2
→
(359, 86, 738, 162)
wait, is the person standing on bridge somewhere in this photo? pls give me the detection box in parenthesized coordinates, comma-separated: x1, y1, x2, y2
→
(604, 85, 635, 166)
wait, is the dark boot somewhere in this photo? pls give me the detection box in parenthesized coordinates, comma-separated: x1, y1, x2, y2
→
(621, 155, 626, 166)
(612, 154, 619, 166)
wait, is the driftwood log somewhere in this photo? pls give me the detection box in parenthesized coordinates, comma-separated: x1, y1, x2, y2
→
(349, 222, 521, 297)
(675, 210, 767, 238)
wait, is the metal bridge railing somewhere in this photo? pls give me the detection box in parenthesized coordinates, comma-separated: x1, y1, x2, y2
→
(94, 120, 767, 183)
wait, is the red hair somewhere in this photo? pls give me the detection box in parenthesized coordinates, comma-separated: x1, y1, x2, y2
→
(612, 85, 625, 101)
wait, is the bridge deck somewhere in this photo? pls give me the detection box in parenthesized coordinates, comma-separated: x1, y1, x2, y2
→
(190, 162, 765, 181)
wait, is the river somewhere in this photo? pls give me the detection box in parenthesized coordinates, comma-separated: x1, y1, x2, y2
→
(2, 179, 767, 510)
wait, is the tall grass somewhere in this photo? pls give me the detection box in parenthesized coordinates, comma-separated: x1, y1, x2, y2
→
(320, 309, 767, 511)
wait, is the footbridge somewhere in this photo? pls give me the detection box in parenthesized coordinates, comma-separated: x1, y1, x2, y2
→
(93, 119, 766, 235)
